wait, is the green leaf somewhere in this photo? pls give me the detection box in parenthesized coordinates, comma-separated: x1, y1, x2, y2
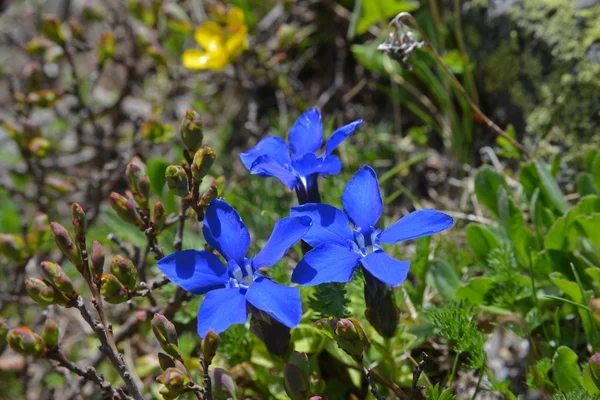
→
(546, 196, 600, 251)
(426, 260, 461, 300)
(456, 277, 495, 305)
(474, 166, 508, 218)
(552, 346, 583, 393)
(582, 363, 600, 395)
(147, 157, 170, 196)
(593, 156, 600, 194)
(575, 213, 600, 251)
(497, 186, 536, 266)
(550, 272, 583, 302)
(585, 149, 598, 173)
(356, 0, 420, 35)
(577, 173, 597, 196)
(466, 224, 501, 263)
(291, 324, 327, 354)
(519, 160, 569, 215)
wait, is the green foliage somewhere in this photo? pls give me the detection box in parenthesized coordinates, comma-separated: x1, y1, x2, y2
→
(309, 282, 350, 320)
(219, 324, 252, 367)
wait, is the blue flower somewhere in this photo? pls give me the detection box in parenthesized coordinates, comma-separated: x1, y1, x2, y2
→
(157, 199, 311, 336)
(290, 166, 454, 287)
(240, 108, 363, 195)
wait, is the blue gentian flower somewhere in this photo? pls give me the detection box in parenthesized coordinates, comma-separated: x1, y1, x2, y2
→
(291, 166, 454, 287)
(157, 199, 311, 336)
(240, 108, 363, 200)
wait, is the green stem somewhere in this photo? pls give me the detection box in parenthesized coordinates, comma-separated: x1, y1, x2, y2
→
(448, 351, 461, 389)
(470, 368, 484, 400)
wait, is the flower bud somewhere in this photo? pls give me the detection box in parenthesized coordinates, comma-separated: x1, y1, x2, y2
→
(284, 352, 310, 400)
(26, 89, 62, 108)
(126, 157, 150, 209)
(180, 110, 204, 151)
(158, 352, 175, 371)
(98, 31, 115, 66)
(157, 367, 189, 395)
(315, 317, 369, 359)
(51, 222, 83, 266)
(100, 274, 129, 304)
(40, 14, 65, 44)
(82, 2, 108, 21)
(41, 318, 59, 350)
(151, 314, 180, 358)
(27, 137, 51, 158)
(25, 278, 58, 305)
(210, 368, 238, 400)
(67, 17, 85, 41)
(165, 165, 189, 198)
(152, 202, 167, 233)
(0, 233, 26, 261)
(45, 177, 74, 193)
(201, 329, 219, 364)
(7, 327, 46, 356)
(140, 118, 171, 143)
(24, 36, 53, 55)
(40, 261, 75, 297)
(109, 192, 144, 229)
(23, 62, 43, 92)
(0, 319, 7, 347)
(26, 213, 50, 252)
(191, 147, 216, 182)
(110, 255, 137, 291)
(199, 183, 218, 208)
(71, 203, 86, 239)
(91, 240, 105, 278)
(363, 270, 399, 338)
(590, 353, 600, 390)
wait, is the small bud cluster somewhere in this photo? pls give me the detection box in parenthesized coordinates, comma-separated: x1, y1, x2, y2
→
(315, 317, 369, 360)
(1, 119, 52, 160)
(6, 318, 60, 357)
(100, 255, 138, 304)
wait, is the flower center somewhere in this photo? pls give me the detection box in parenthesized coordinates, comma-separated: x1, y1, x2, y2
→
(226, 258, 254, 289)
(351, 228, 381, 256)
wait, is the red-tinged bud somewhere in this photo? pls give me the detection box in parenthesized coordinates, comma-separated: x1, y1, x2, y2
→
(26, 89, 63, 108)
(28, 137, 51, 158)
(67, 17, 85, 41)
(199, 183, 218, 208)
(40, 261, 75, 297)
(41, 318, 59, 350)
(151, 314, 180, 358)
(180, 110, 204, 151)
(140, 118, 171, 144)
(98, 31, 115, 65)
(157, 367, 189, 395)
(152, 202, 167, 233)
(158, 352, 175, 370)
(165, 165, 189, 198)
(26, 213, 50, 252)
(51, 222, 83, 267)
(284, 352, 310, 400)
(2, 121, 25, 146)
(0, 319, 8, 347)
(44, 177, 74, 193)
(0, 233, 26, 261)
(25, 278, 58, 305)
(191, 147, 216, 181)
(126, 157, 150, 209)
(100, 274, 128, 304)
(24, 36, 54, 55)
(40, 14, 65, 44)
(315, 317, 369, 359)
(590, 298, 600, 328)
(589, 353, 600, 390)
(71, 203, 86, 238)
(109, 192, 144, 229)
(91, 240, 105, 278)
(7, 327, 46, 356)
(110, 255, 137, 291)
(210, 368, 238, 400)
(202, 329, 219, 364)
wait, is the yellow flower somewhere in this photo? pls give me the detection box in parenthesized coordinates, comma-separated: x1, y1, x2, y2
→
(182, 8, 248, 71)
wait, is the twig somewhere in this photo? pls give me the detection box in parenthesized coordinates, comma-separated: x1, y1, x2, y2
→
(409, 352, 427, 400)
(46, 349, 124, 399)
(361, 363, 384, 400)
(72, 296, 144, 400)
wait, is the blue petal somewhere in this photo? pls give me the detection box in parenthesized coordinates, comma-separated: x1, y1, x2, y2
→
(157, 250, 228, 294)
(342, 166, 383, 232)
(324, 120, 363, 157)
(293, 152, 342, 179)
(250, 155, 298, 189)
(290, 203, 353, 247)
(240, 136, 291, 174)
(252, 216, 312, 269)
(380, 209, 454, 244)
(292, 243, 360, 286)
(203, 199, 250, 265)
(360, 250, 410, 287)
(197, 287, 248, 336)
(246, 276, 302, 328)
(288, 108, 323, 159)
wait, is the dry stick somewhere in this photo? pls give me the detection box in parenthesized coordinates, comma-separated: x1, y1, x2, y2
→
(46, 349, 124, 399)
(389, 12, 529, 158)
(73, 296, 144, 400)
(360, 362, 384, 400)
